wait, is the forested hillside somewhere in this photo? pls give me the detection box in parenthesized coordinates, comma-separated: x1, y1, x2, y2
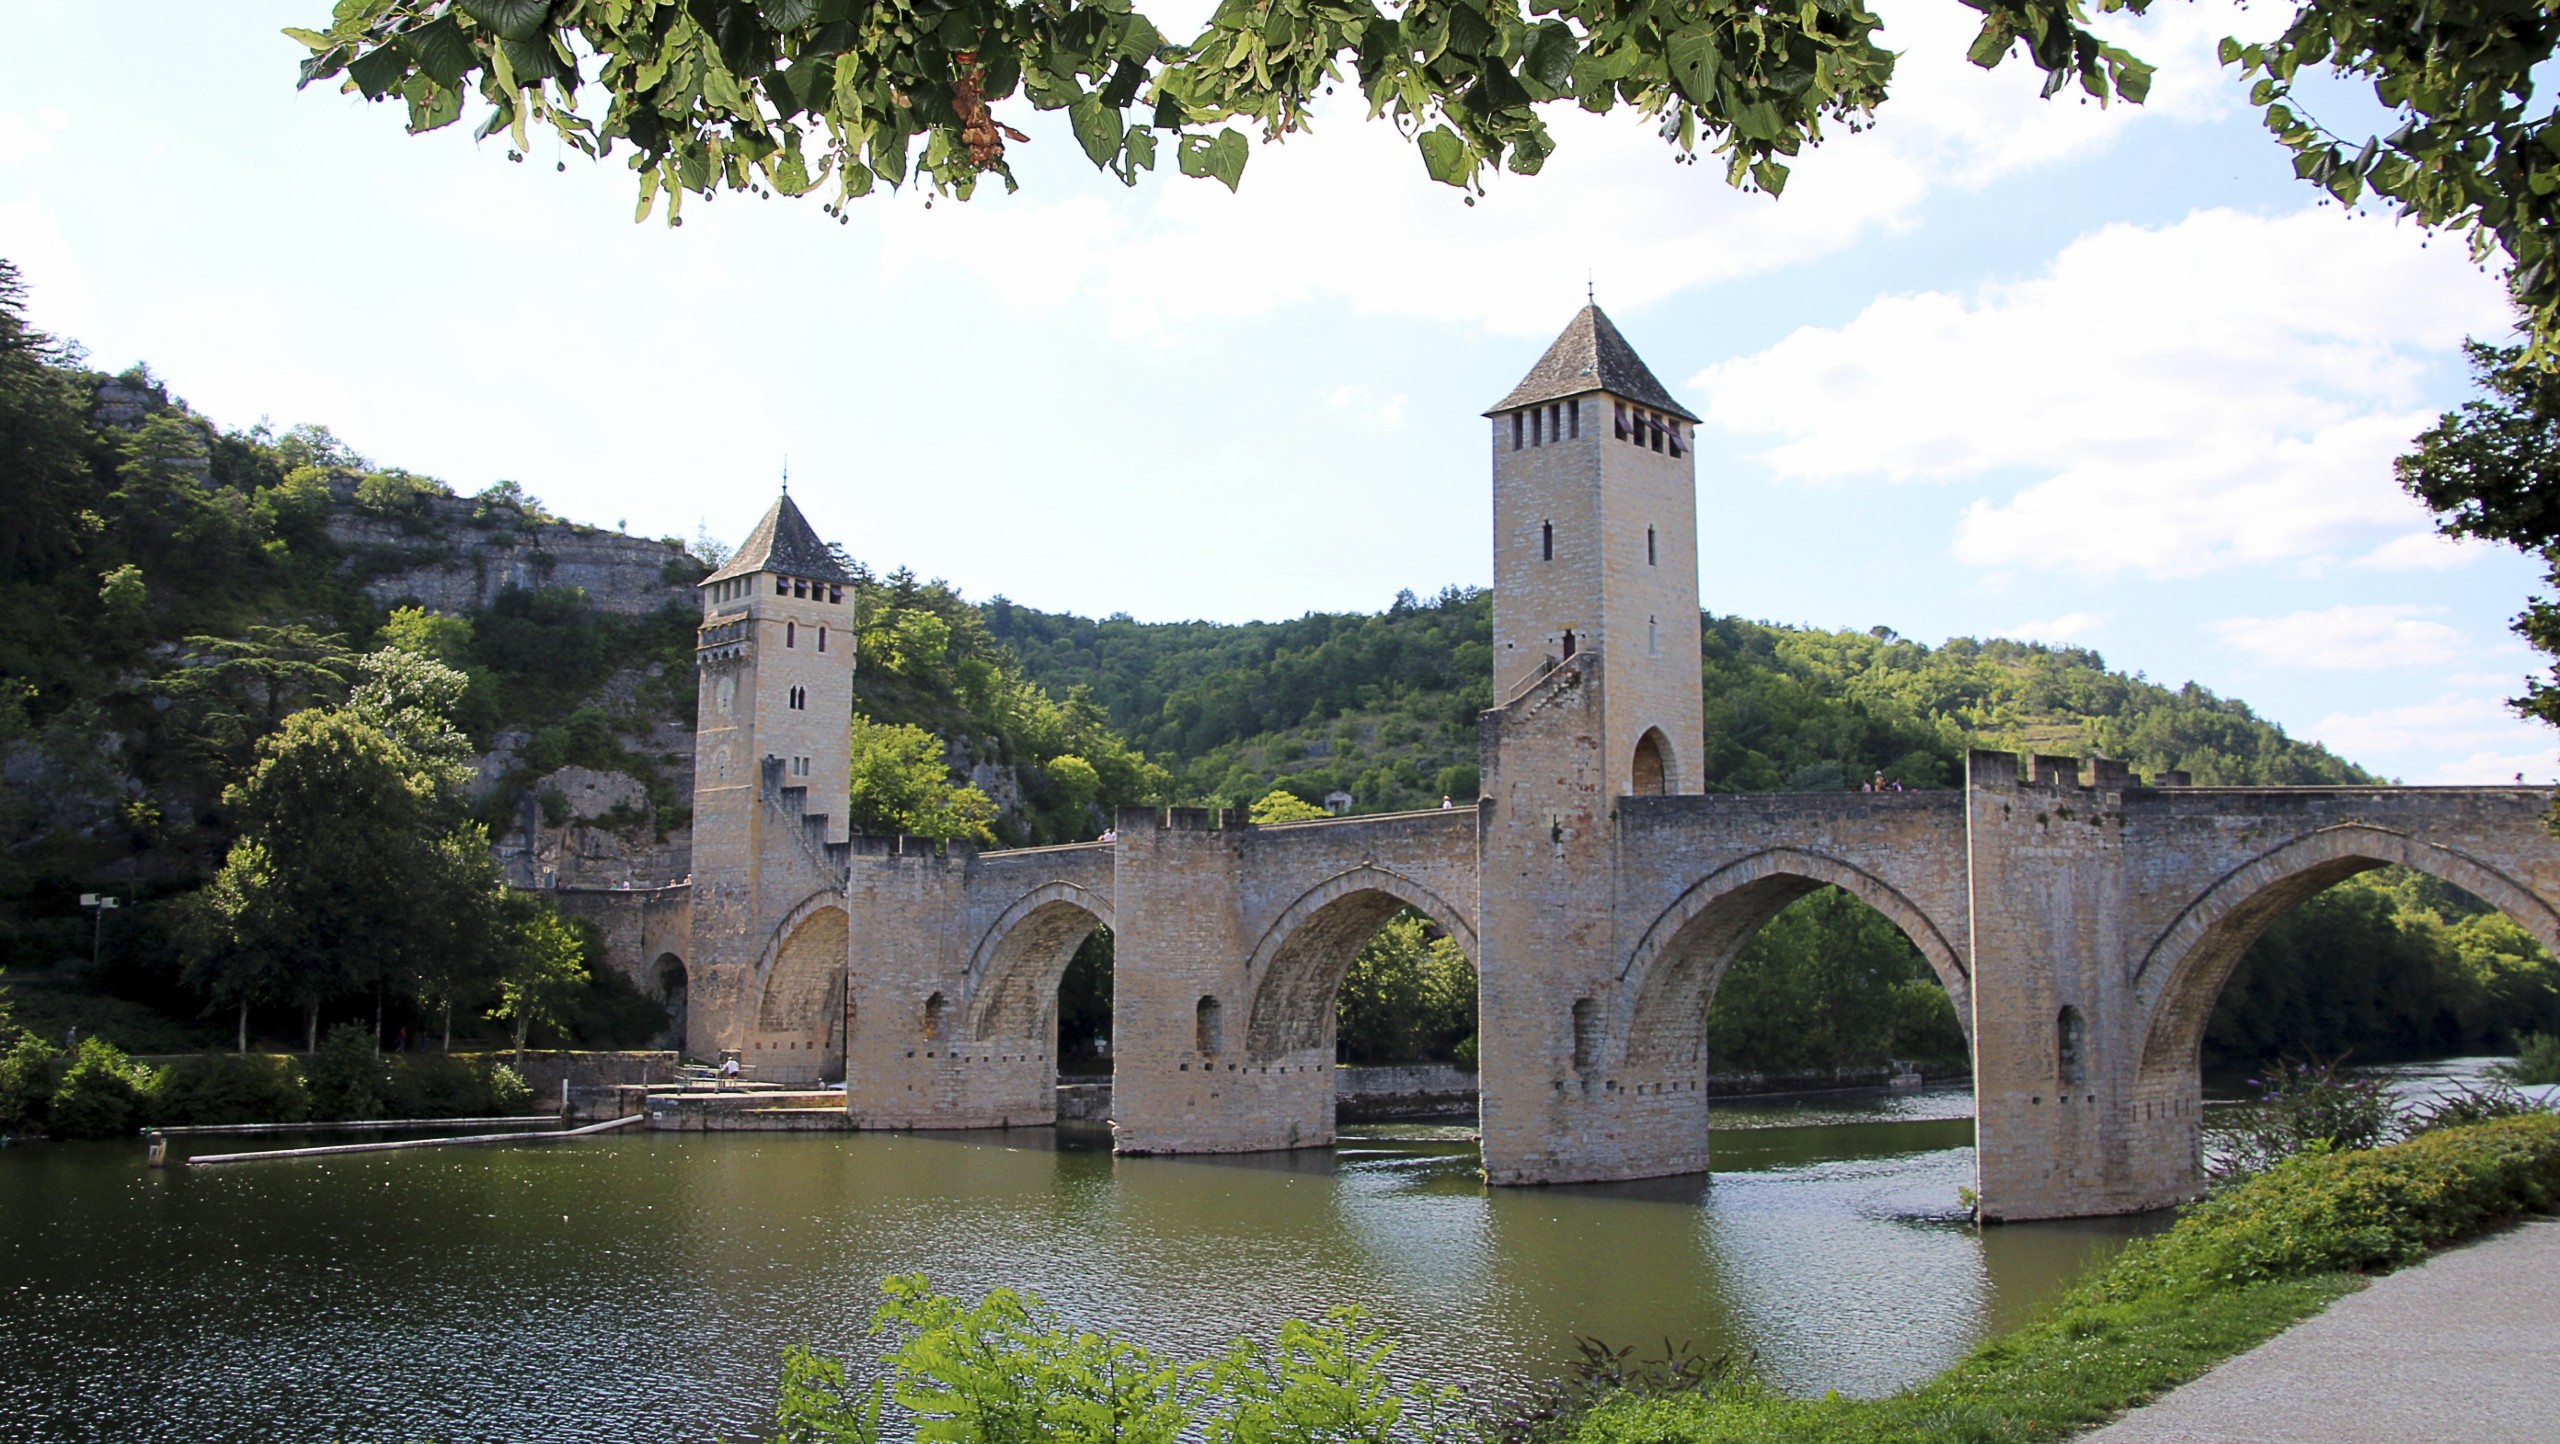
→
(986, 588, 2373, 812)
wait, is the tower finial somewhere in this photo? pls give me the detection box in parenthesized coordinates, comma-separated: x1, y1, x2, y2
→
(781, 456, 789, 495)
(1587, 271, 1594, 306)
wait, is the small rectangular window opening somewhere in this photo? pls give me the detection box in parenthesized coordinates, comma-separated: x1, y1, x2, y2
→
(1647, 526, 1657, 566)
(817, 626, 828, 652)
(1512, 412, 1523, 451)
(1614, 402, 1628, 440)
(1541, 521, 1553, 562)
(1531, 408, 1543, 446)
(829, 585, 843, 604)
(1568, 399, 1580, 439)
(1669, 423, 1686, 458)
(776, 576, 788, 596)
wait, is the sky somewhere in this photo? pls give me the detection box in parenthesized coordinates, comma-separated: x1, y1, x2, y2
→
(2, 1, 2552, 785)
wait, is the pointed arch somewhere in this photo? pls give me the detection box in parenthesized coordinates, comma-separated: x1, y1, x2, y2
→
(1632, 727, 1672, 796)
(1241, 865, 1478, 1065)
(1615, 848, 1970, 1074)
(963, 880, 1115, 1043)
(2134, 823, 2560, 1075)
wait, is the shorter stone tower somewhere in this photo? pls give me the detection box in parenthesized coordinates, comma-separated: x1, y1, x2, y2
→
(685, 494, 857, 1066)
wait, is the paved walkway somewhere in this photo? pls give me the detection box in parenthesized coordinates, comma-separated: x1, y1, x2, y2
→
(2082, 1216, 2560, 1443)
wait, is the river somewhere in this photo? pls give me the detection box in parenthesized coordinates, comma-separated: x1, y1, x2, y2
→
(0, 1079, 2197, 1442)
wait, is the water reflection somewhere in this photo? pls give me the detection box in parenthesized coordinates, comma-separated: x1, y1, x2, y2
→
(1, 1093, 2161, 1444)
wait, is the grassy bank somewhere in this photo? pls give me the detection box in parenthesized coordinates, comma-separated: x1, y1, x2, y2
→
(1564, 1114, 2560, 1443)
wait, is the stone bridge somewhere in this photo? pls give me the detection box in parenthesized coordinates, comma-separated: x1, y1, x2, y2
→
(665, 307, 2560, 1221)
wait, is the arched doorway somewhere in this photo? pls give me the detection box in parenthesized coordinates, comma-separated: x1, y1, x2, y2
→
(654, 953, 689, 1056)
(756, 906, 849, 1083)
(1632, 728, 1671, 796)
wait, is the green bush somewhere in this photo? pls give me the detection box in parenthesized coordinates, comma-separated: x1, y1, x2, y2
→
(2202, 1057, 2399, 1184)
(770, 1274, 1463, 1443)
(2102, 1113, 2560, 1294)
(2500, 1031, 2560, 1086)
(47, 1037, 156, 1139)
(385, 1053, 534, 1118)
(0, 1032, 65, 1133)
(149, 1053, 310, 1126)
(302, 1023, 388, 1120)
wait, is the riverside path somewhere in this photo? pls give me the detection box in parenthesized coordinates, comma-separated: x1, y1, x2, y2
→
(2082, 1217, 2560, 1443)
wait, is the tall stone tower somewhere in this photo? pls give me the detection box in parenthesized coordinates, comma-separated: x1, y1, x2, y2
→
(1486, 304, 1704, 796)
(1477, 305, 1711, 1183)
(685, 493, 857, 1061)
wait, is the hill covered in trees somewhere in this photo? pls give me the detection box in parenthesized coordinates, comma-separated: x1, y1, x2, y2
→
(985, 587, 2373, 813)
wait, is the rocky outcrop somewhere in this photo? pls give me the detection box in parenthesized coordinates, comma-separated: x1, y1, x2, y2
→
(329, 495, 699, 617)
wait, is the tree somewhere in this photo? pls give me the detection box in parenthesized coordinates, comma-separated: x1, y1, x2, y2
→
(153, 625, 359, 779)
(2398, 339, 2560, 742)
(488, 898, 591, 1069)
(1248, 788, 1330, 824)
(846, 714, 1001, 843)
(1335, 911, 1475, 1064)
(282, 5, 2560, 355)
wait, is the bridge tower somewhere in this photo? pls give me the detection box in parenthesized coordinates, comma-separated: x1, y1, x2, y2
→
(1477, 306, 1712, 1182)
(685, 493, 857, 1067)
(1487, 305, 1705, 796)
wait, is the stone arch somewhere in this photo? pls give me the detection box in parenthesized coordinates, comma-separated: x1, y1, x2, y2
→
(2133, 823, 2560, 1077)
(654, 953, 689, 1054)
(964, 881, 1115, 1044)
(1241, 866, 1478, 1065)
(1632, 727, 1672, 796)
(755, 901, 849, 1078)
(1616, 849, 1970, 1074)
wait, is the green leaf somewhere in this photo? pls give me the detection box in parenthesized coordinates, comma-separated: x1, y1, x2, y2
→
(345, 44, 411, 101)
(280, 27, 333, 49)
(1967, 20, 2015, 70)
(1416, 124, 1469, 187)
(2216, 36, 2242, 66)
(459, 0, 553, 44)
(397, 17, 474, 91)
(1665, 26, 1722, 106)
(1069, 96, 1124, 169)
(763, 0, 825, 28)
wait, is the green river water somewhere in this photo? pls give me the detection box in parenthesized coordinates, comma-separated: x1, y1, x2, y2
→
(0, 1085, 2168, 1442)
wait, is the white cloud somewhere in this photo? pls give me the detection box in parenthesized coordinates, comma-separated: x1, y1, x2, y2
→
(2209, 604, 2471, 669)
(1694, 207, 2509, 577)
(2355, 531, 2495, 571)
(2308, 693, 2555, 782)
(2003, 610, 2109, 643)
(1326, 384, 1406, 427)
(0, 108, 68, 166)
(872, 0, 2247, 342)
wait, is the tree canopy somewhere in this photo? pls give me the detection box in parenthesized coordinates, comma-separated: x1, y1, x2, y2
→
(286, 3, 2560, 352)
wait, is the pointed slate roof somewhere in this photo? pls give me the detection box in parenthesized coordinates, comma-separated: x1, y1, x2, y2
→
(704, 493, 854, 585)
(1485, 305, 1699, 423)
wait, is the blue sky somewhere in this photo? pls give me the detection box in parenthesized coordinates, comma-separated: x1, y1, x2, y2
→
(3, 1, 2551, 784)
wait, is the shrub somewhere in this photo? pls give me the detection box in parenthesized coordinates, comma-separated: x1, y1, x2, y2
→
(386, 1054, 535, 1119)
(2101, 1113, 2560, 1295)
(303, 1023, 388, 1121)
(2499, 1031, 2560, 1086)
(2404, 1079, 2553, 1137)
(0, 1032, 65, 1133)
(150, 1053, 310, 1127)
(2202, 1057, 2398, 1183)
(770, 1275, 1464, 1443)
(47, 1037, 156, 1139)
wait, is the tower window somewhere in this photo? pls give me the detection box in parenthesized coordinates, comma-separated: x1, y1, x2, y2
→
(1614, 401, 1628, 440)
(1569, 399, 1580, 439)
(817, 626, 828, 653)
(1561, 628, 1576, 659)
(1650, 416, 1665, 454)
(1647, 526, 1657, 565)
(1649, 616, 1658, 655)
(1532, 408, 1544, 446)
(786, 621, 797, 648)
(1669, 423, 1686, 458)
(1196, 996, 1223, 1056)
(776, 576, 788, 596)
(1512, 412, 1523, 451)
(795, 577, 809, 598)
(1541, 521, 1553, 561)
(829, 585, 843, 604)
(1548, 402, 1560, 440)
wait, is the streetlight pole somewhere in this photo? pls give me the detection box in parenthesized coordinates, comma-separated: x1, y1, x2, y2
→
(78, 893, 119, 972)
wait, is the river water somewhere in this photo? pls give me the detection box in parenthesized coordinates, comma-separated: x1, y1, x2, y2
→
(0, 1083, 2170, 1443)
